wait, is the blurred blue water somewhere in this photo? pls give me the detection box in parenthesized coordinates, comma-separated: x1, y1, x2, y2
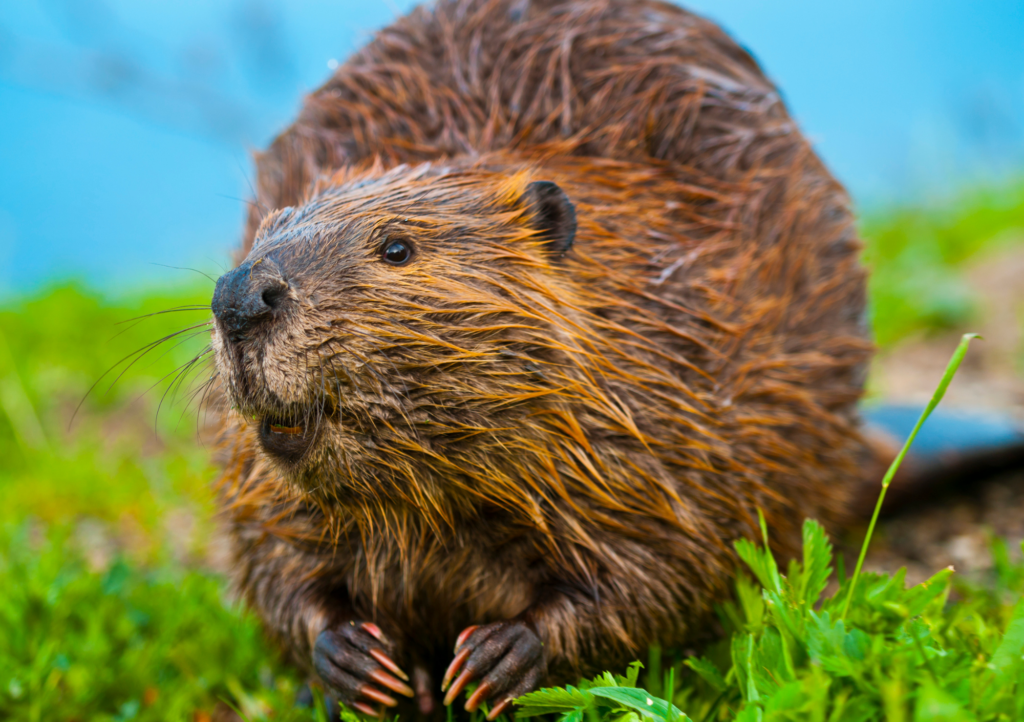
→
(1, 0, 1022, 294)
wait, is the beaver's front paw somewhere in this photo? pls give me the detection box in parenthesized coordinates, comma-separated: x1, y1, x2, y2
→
(313, 621, 414, 718)
(441, 621, 546, 720)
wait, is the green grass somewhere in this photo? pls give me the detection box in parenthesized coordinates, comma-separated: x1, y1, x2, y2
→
(0, 283, 215, 534)
(1, 179, 1024, 720)
(0, 525, 310, 721)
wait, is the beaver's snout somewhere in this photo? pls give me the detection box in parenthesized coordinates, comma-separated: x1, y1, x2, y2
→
(211, 256, 290, 343)
(212, 254, 331, 466)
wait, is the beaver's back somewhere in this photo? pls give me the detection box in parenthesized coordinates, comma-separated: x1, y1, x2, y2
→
(244, 0, 828, 249)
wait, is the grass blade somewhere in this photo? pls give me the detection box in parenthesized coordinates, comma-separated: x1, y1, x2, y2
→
(841, 332, 980, 620)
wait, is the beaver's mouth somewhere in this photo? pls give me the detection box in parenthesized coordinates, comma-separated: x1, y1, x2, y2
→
(257, 411, 320, 464)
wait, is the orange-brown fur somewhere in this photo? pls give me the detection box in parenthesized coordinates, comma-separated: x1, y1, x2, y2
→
(212, 0, 871, 710)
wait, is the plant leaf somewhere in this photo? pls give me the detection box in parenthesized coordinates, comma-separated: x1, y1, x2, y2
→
(684, 657, 727, 693)
(798, 519, 833, 607)
(587, 687, 690, 721)
(903, 568, 953, 618)
(514, 685, 591, 717)
(913, 680, 976, 722)
(991, 594, 1024, 674)
(735, 538, 782, 596)
(621, 660, 643, 688)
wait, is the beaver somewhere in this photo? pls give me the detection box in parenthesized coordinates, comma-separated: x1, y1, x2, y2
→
(209, 0, 871, 717)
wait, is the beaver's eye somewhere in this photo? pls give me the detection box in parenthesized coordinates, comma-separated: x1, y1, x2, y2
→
(381, 239, 413, 266)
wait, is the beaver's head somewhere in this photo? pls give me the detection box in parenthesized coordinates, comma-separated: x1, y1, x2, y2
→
(211, 161, 583, 506)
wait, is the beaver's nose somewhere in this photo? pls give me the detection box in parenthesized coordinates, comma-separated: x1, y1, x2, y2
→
(212, 258, 289, 342)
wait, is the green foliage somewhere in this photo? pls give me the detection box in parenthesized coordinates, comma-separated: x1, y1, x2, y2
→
(723, 520, 1022, 720)
(0, 523, 322, 721)
(517, 662, 690, 722)
(860, 178, 1024, 347)
(518, 521, 1024, 722)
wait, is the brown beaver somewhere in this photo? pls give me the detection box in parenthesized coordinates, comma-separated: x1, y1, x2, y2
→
(209, 0, 871, 718)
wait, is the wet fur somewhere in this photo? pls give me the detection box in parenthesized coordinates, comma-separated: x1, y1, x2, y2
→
(213, 0, 871, 703)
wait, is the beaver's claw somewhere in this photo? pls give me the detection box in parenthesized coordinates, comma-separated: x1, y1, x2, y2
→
(441, 621, 546, 720)
(313, 621, 414, 718)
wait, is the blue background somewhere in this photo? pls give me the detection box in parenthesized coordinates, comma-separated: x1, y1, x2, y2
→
(1, 0, 1022, 294)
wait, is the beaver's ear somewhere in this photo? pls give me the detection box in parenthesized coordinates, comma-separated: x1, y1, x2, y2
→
(522, 181, 576, 258)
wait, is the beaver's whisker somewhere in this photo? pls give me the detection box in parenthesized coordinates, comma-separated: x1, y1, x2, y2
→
(184, 366, 221, 441)
(144, 327, 215, 373)
(214, 194, 268, 218)
(313, 347, 329, 441)
(114, 306, 212, 324)
(148, 263, 219, 284)
(109, 308, 211, 342)
(301, 348, 314, 432)
(177, 347, 216, 404)
(192, 369, 220, 415)
(154, 348, 215, 429)
(320, 350, 331, 428)
(305, 348, 317, 433)
(232, 155, 271, 220)
(172, 355, 218, 436)
(130, 327, 218, 428)
(106, 323, 213, 395)
(71, 322, 213, 428)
